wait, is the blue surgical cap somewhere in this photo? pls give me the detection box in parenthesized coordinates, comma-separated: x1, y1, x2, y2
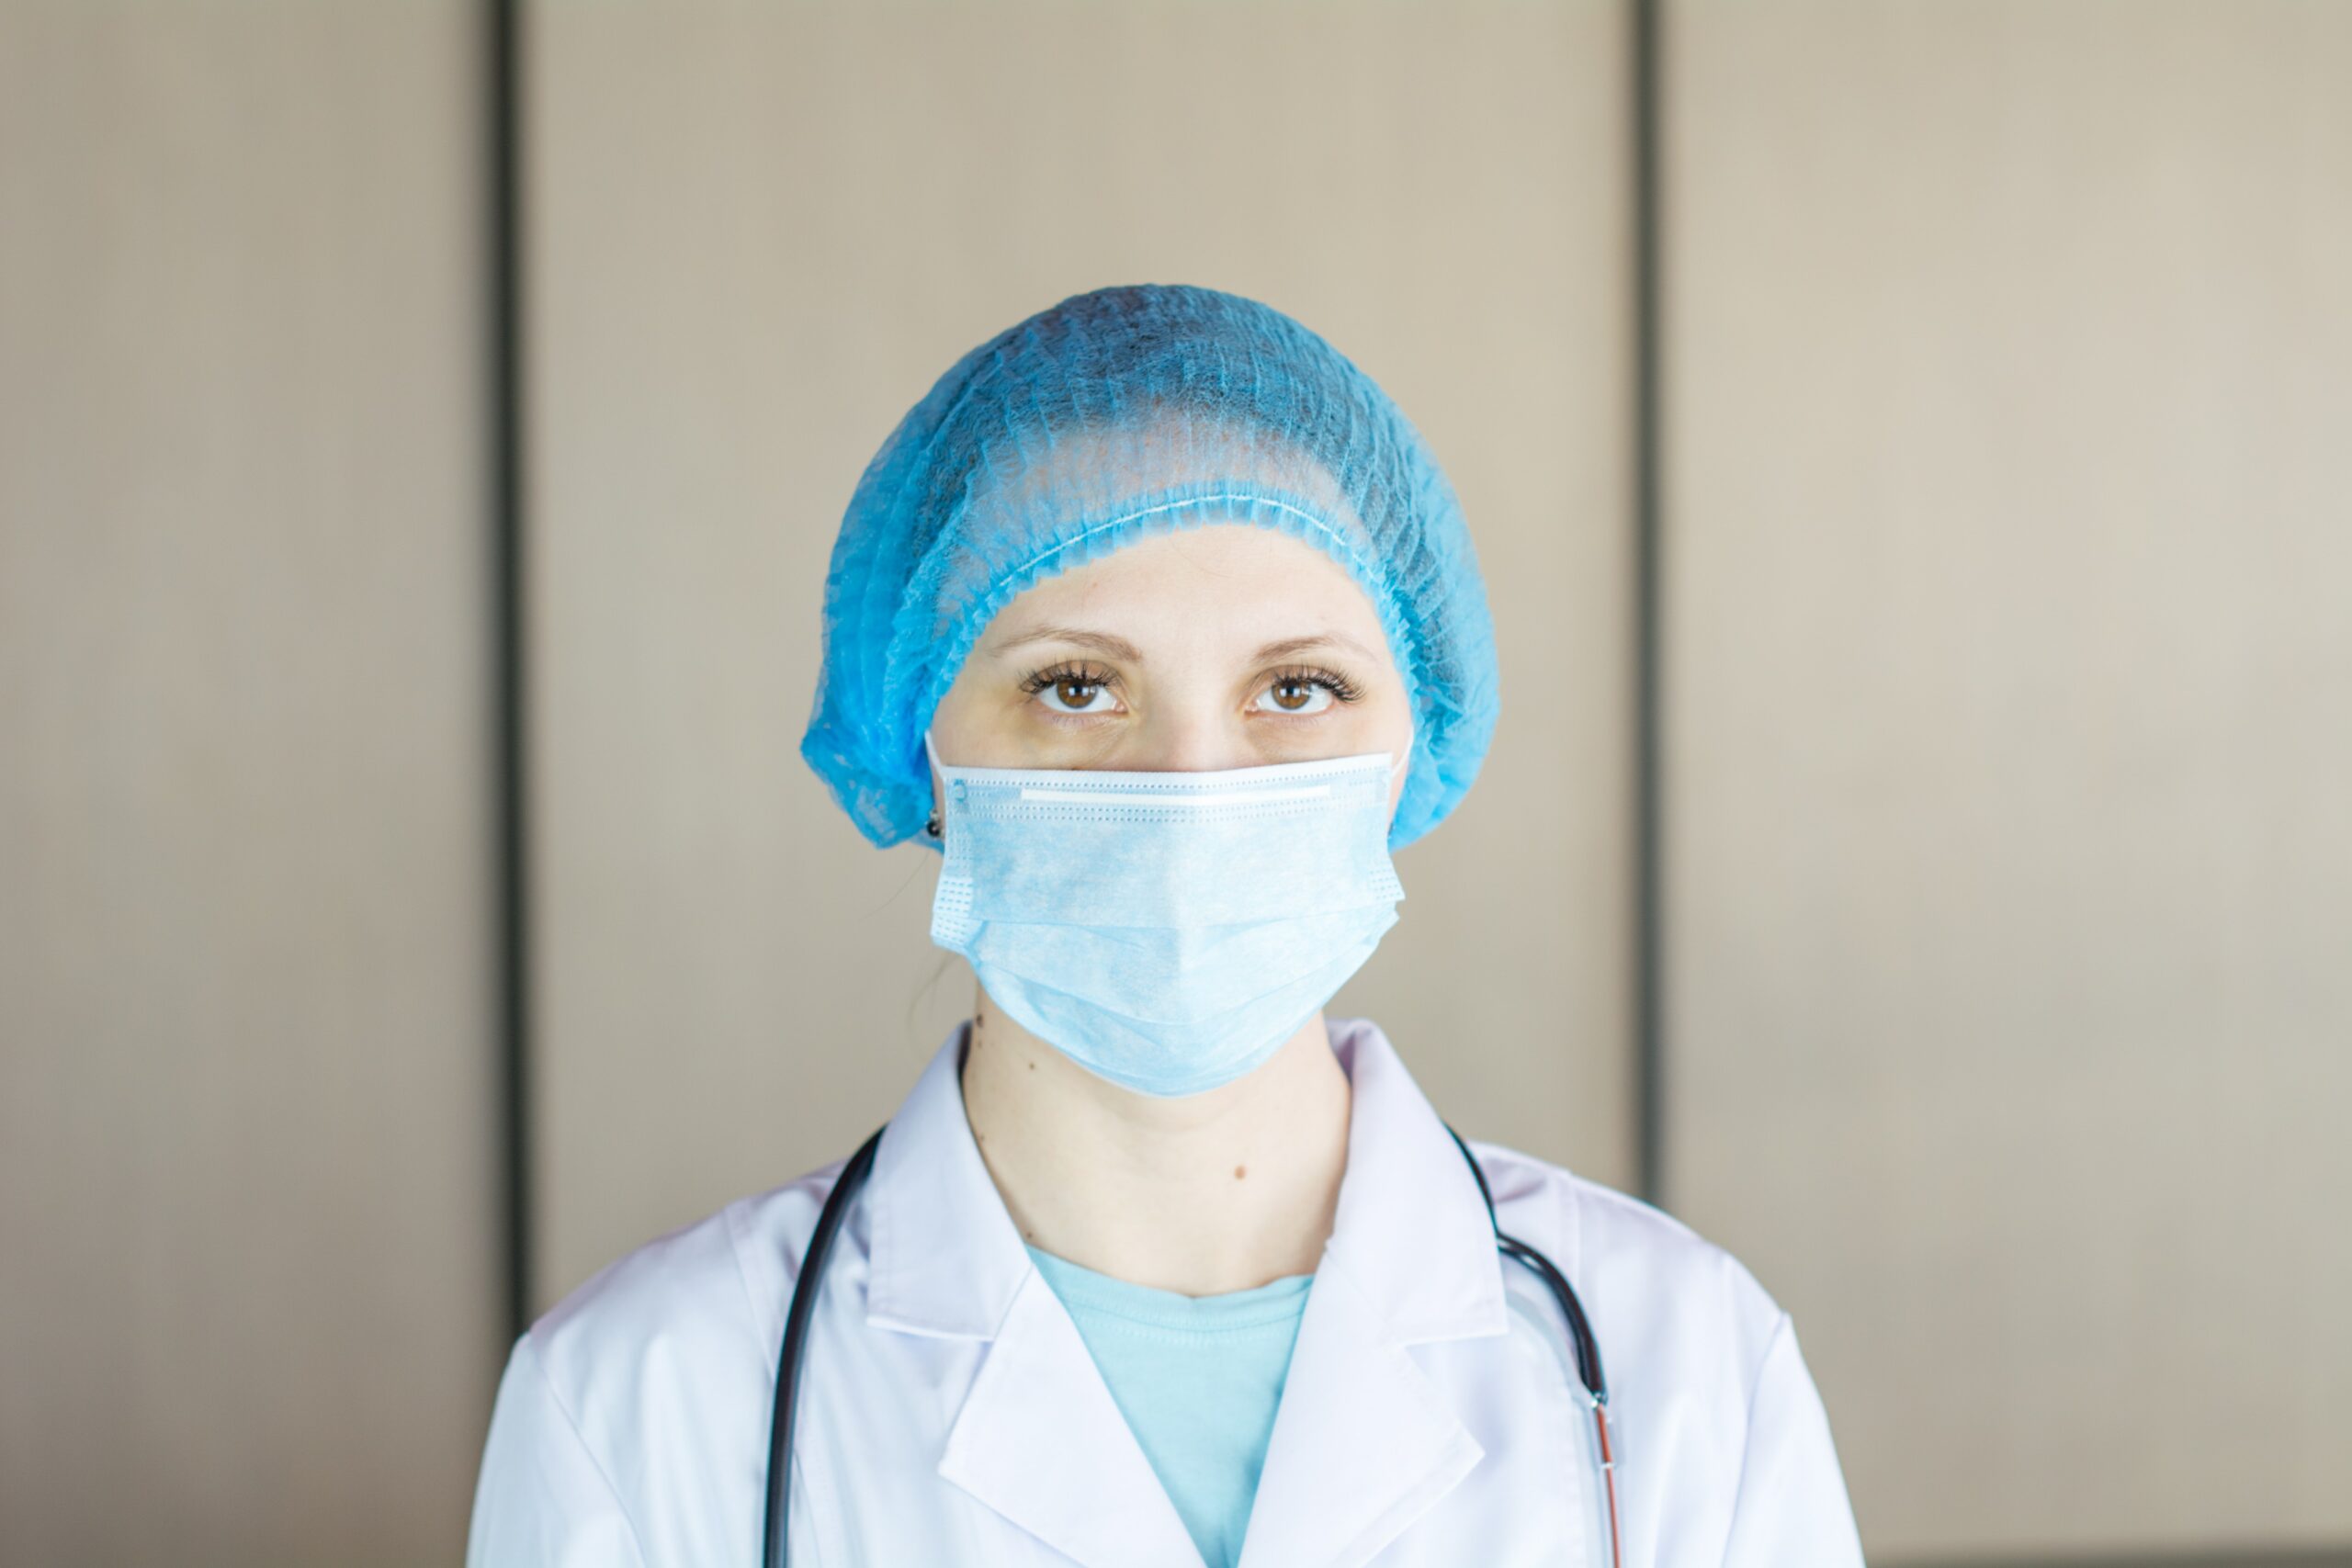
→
(800, 283, 1499, 851)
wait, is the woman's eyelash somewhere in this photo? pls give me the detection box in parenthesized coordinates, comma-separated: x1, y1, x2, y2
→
(1016, 661, 1362, 705)
(1016, 660, 1120, 695)
(1267, 664, 1363, 704)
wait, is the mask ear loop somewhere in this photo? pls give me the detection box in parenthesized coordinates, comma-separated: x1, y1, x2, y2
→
(1385, 725, 1417, 817)
(922, 731, 945, 840)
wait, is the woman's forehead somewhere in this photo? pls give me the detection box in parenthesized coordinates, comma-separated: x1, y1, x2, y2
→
(977, 525, 1395, 663)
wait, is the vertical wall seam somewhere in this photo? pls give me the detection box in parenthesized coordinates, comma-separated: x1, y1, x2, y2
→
(488, 0, 533, 1343)
(1631, 0, 1666, 1208)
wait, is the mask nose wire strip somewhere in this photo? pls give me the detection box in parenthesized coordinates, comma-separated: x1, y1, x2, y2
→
(1013, 784, 1333, 807)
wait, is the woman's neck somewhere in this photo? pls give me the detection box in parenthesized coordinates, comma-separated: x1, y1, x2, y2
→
(957, 990, 1352, 1296)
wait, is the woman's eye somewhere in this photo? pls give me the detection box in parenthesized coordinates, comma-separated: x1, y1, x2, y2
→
(1255, 676, 1334, 716)
(1038, 677, 1116, 715)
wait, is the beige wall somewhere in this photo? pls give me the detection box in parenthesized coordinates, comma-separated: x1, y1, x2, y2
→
(525, 0, 1636, 1309)
(1665, 1, 2352, 1558)
(0, 4, 499, 1563)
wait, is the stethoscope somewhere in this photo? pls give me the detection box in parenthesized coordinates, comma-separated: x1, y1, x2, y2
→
(763, 1121, 1625, 1568)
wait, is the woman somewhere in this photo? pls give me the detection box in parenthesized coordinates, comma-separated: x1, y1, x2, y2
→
(468, 285, 1866, 1566)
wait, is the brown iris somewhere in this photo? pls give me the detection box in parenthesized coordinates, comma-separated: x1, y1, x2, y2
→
(1267, 677, 1317, 711)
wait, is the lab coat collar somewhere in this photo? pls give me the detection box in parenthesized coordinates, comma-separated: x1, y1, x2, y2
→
(860, 1019, 1031, 1339)
(1315, 1015, 1511, 1347)
(861, 1015, 1510, 1568)
(1236, 1017, 1504, 1568)
(861, 1015, 1509, 1346)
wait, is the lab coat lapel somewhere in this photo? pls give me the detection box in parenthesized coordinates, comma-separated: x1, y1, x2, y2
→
(860, 1017, 1505, 1568)
(1236, 1019, 1510, 1568)
(937, 1269, 1206, 1568)
(1235, 1260, 1483, 1568)
(863, 1025, 1203, 1568)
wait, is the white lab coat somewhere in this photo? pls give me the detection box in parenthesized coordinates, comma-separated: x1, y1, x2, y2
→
(468, 1018, 1865, 1566)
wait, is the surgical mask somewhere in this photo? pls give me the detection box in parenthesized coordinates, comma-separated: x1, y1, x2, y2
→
(923, 734, 1408, 1097)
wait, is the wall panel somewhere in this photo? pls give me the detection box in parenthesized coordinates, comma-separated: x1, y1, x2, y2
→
(1665, 2, 2352, 1556)
(0, 5, 500, 1562)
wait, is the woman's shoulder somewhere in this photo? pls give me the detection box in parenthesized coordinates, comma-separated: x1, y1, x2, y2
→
(469, 1157, 862, 1560)
(520, 1153, 854, 1415)
(1458, 1134, 1792, 1370)
(1452, 1135, 1864, 1558)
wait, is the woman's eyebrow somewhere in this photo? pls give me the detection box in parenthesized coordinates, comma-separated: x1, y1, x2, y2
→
(985, 626, 1146, 661)
(984, 627, 1377, 664)
(1251, 632, 1377, 663)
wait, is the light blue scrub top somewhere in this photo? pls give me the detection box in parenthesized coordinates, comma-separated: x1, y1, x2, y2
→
(1024, 1244, 1313, 1568)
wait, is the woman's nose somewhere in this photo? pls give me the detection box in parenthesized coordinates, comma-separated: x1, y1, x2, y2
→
(1132, 709, 1250, 773)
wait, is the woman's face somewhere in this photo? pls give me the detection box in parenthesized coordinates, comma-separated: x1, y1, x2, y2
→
(928, 524, 1413, 820)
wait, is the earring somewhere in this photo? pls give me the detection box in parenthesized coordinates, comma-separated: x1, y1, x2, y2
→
(925, 809, 943, 840)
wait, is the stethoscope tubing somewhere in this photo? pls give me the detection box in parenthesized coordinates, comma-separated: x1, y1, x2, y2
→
(1443, 1123, 1625, 1568)
(764, 1122, 1622, 1568)
(763, 1126, 880, 1568)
